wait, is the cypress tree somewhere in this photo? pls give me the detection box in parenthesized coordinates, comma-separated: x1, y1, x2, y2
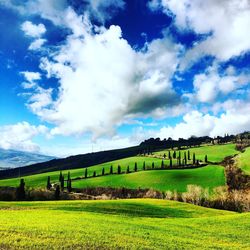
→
(55, 185, 60, 200)
(93, 171, 96, 177)
(188, 150, 191, 160)
(163, 153, 166, 159)
(67, 178, 72, 192)
(152, 162, 155, 169)
(184, 152, 187, 165)
(127, 165, 130, 173)
(178, 151, 181, 160)
(110, 165, 113, 174)
(134, 162, 138, 172)
(193, 153, 196, 165)
(59, 171, 63, 182)
(67, 171, 70, 181)
(205, 155, 208, 163)
(173, 151, 176, 159)
(117, 165, 121, 174)
(102, 168, 105, 176)
(85, 168, 88, 178)
(143, 161, 146, 171)
(168, 151, 171, 159)
(16, 178, 25, 200)
(169, 157, 172, 168)
(161, 160, 164, 169)
(47, 176, 52, 190)
(60, 175, 64, 190)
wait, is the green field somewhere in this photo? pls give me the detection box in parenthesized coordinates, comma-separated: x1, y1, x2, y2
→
(0, 199, 249, 249)
(236, 147, 250, 175)
(155, 143, 238, 163)
(73, 165, 225, 192)
(0, 156, 167, 188)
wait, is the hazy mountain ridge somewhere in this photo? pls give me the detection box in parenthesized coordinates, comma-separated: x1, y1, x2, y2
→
(0, 148, 55, 170)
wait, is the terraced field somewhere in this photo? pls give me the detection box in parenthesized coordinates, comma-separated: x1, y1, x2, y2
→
(236, 146, 250, 175)
(0, 199, 249, 249)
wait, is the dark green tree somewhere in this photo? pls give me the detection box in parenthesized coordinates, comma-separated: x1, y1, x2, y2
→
(67, 171, 70, 181)
(46, 176, 52, 190)
(67, 178, 72, 192)
(168, 151, 171, 159)
(188, 150, 191, 160)
(193, 153, 196, 165)
(161, 160, 164, 169)
(178, 151, 181, 160)
(163, 153, 166, 158)
(184, 152, 187, 165)
(117, 165, 121, 174)
(126, 166, 130, 173)
(110, 165, 113, 174)
(16, 178, 25, 200)
(143, 161, 146, 171)
(173, 151, 176, 159)
(60, 175, 64, 190)
(84, 168, 88, 178)
(102, 168, 105, 176)
(93, 171, 96, 177)
(205, 155, 208, 163)
(59, 171, 63, 182)
(134, 162, 138, 172)
(169, 157, 172, 168)
(152, 162, 155, 169)
(55, 185, 60, 200)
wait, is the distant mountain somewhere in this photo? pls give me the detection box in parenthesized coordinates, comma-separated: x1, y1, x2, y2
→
(0, 148, 56, 170)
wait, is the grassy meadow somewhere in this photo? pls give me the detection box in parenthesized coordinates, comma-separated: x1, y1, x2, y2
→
(73, 165, 225, 192)
(0, 199, 249, 249)
(236, 146, 250, 175)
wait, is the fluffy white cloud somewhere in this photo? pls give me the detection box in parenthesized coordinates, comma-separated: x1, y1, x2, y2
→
(0, 122, 48, 152)
(28, 38, 46, 50)
(19, 10, 181, 138)
(149, 0, 250, 67)
(21, 71, 41, 83)
(192, 65, 250, 103)
(157, 100, 250, 139)
(21, 21, 46, 38)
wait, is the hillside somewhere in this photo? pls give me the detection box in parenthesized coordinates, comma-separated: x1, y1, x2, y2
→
(236, 146, 250, 175)
(0, 199, 249, 249)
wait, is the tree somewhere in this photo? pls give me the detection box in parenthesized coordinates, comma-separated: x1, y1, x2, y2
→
(67, 171, 70, 180)
(188, 150, 191, 160)
(152, 162, 155, 169)
(169, 157, 172, 168)
(134, 162, 138, 172)
(193, 153, 196, 165)
(102, 168, 105, 176)
(178, 151, 181, 160)
(184, 152, 187, 165)
(161, 160, 164, 169)
(127, 166, 130, 173)
(55, 185, 60, 200)
(93, 171, 96, 177)
(163, 153, 166, 159)
(60, 175, 64, 190)
(173, 151, 176, 159)
(168, 151, 171, 159)
(16, 178, 25, 200)
(47, 176, 52, 190)
(59, 171, 63, 182)
(110, 165, 113, 174)
(84, 168, 88, 178)
(67, 178, 72, 192)
(117, 165, 121, 174)
(205, 155, 208, 163)
(143, 161, 146, 171)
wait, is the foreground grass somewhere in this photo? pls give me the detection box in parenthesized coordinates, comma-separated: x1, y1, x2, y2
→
(0, 199, 249, 249)
(73, 165, 225, 192)
(236, 147, 250, 175)
(155, 143, 238, 163)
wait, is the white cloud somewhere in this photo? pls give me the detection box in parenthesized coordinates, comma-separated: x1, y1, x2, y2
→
(157, 101, 250, 139)
(21, 21, 46, 38)
(19, 11, 181, 138)
(149, 0, 250, 68)
(21, 71, 41, 83)
(0, 122, 48, 152)
(28, 38, 46, 50)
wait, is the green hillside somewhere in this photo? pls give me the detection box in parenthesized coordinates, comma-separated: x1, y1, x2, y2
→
(154, 143, 238, 163)
(236, 147, 250, 175)
(73, 165, 225, 192)
(0, 199, 249, 249)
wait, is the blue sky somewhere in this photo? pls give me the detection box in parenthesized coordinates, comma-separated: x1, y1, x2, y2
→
(0, 0, 250, 157)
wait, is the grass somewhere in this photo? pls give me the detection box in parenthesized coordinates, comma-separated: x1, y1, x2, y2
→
(73, 165, 226, 192)
(0, 199, 249, 249)
(154, 143, 238, 163)
(236, 146, 250, 175)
